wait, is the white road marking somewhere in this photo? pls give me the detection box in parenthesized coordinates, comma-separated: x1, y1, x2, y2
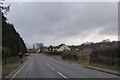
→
(11, 58, 30, 79)
(46, 63, 50, 66)
(50, 66, 55, 70)
(44, 61, 50, 66)
(45, 62, 54, 70)
(44, 61, 68, 79)
(57, 72, 68, 79)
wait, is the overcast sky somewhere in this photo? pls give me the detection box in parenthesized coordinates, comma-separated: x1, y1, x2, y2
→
(5, 2, 118, 47)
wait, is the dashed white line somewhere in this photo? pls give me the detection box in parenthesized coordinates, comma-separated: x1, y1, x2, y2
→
(46, 63, 50, 66)
(44, 61, 50, 66)
(44, 61, 68, 79)
(11, 58, 30, 79)
(50, 66, 55, 70)
(44, 62, 55, 70)
(57, 72, 68, 79)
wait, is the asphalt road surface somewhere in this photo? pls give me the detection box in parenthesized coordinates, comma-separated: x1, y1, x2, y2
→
(13, 53, 118, 78)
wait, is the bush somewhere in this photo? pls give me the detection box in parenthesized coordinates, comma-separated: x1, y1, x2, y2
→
(2, 47, 11, 59)
(2, 47, 11, 65)
(44, 51, 63, 55)
(89, 46, 119, 66)
(61, 50, 79, 60)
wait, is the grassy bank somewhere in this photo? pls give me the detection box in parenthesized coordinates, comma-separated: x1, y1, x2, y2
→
(77, 60, 89, 65)
(2, 61, 21, 77)
(62, 58, 118, 71)
(2, 57, 27, 77)
(90, 63, 119, 71)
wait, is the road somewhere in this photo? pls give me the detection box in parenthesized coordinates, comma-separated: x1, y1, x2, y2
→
(13, 53, 118, 78)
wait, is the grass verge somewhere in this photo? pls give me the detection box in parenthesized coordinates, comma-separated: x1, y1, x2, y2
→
(2, 57, 27, 77)
(2, 62, 21, 77)
(62, 58, 118, 71)
(90, 63, 119, 71)
(77, 59, 89, 65)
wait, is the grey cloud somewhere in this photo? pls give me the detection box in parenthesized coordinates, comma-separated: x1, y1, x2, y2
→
(6, 2, 118, 46)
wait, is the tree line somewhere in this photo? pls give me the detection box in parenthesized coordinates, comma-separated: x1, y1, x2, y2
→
(1, 8, 27, 64)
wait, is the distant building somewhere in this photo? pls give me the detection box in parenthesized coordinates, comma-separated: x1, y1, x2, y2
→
(57, 44, 71, 51)
(33, 44, 35, 49)
(36, 43, 44, 49)
(49, 44, 70, 51)
(36, 43, 44, 52)
(36, 43, 39, 49)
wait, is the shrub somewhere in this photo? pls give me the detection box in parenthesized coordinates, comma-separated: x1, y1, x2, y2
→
(2, 47, 11, 59)
(89, 46, 119, 66)
(2, 47, 11, 65)
(44, 51, 63, 55)
(61, 50, 79, 60)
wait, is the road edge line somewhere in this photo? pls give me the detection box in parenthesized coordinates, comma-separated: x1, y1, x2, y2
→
(57, 72, 68, 79)
(10, 58, 30, 79)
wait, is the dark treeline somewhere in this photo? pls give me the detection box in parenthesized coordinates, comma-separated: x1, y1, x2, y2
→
(2, 13, 27, 61)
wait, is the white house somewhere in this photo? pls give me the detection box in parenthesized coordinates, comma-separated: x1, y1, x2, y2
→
(52, 47, 58, 51)
(57, 44, 71, 51)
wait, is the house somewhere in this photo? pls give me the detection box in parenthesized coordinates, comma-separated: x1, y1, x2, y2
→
(57, 44, 71, 51)
(47, 44, 71, 51)
(52, 46, 58, 51)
